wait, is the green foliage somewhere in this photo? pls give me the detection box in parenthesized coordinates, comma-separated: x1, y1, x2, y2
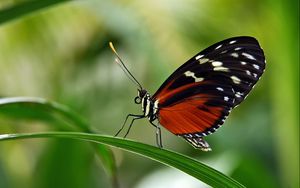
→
(0, 0, 71, 24)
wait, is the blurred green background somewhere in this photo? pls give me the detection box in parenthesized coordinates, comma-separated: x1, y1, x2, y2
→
(0, 0, 298, 188)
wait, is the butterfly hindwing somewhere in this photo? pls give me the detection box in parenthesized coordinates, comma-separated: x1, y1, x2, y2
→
(158, 83, 235, 135)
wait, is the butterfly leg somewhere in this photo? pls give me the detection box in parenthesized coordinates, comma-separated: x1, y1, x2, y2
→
(156, 126, 163, 149)
(123, 116, 145, 138)
(115, 114, 144, 137)
(150, 121, 163, 149)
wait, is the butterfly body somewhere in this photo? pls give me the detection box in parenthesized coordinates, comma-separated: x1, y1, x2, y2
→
(111, 36, 265, 151)
(137, 89, 157, 121)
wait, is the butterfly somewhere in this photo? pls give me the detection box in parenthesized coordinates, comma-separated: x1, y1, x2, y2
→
(110, 36, 265, 151)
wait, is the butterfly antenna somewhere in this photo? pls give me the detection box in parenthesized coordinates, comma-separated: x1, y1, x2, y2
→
(109, 42, 143, 89)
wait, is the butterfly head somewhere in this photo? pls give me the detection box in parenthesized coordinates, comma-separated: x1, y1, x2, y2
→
(135, 89, 148, 104)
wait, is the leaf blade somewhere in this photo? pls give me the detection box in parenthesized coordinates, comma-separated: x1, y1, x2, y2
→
(0, 0, 71, 25)
(0, 132, 245, 188)
(0, 97, 117, 187)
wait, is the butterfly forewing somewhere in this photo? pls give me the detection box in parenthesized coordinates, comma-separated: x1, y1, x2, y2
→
(152, 36, 265, 149)
(153, 36, 265, 106)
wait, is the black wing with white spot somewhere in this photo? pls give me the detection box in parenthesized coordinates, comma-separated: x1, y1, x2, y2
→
(152, 36, 265, 151)
(153, 36, 265, 106)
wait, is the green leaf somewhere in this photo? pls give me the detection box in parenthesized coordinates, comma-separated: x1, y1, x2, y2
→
(0, 132, 245, 188)
(0, 97, 117, 187)
(0, 0, 71, 25)
(0, 97, 89, 131)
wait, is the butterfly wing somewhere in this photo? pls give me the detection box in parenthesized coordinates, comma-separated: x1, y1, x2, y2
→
(152, 36, 265, 150)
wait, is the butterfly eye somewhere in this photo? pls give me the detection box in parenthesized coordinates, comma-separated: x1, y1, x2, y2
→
(134, 96, 141, 104)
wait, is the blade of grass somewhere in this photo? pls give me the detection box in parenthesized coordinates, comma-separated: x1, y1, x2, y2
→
(0, 97, 89, 131)
(0, 132, 245, 188)
(0, 0, 71, 25)
(0, 97, 117, 187)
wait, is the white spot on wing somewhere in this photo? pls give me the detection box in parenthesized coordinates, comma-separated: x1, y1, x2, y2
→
(214, 66, 229, 72)
(229, 40, 237, 44)
(184, 71, 204, 82)
(241, 61, 247, 65)
(215, 44, 222, 49)
(195, 78, 204, 82)
(216, 87, 224, 91)
(230, 75, 241, 84)
(231, 53, 239, 58)
(195, 77, 204, 82)
(224, 96, 229, 101)
(246, 70, 251, 75)
(199, 58, 209, 64)
(212, 61, 223, 67)
(235, 92, 243, 98)
(195, 55, 204, 60)
(242, 52, 256, 60)
(184, 71, 194, 77)
(235, 47, 242, 51)
(253, 64, 260, 69)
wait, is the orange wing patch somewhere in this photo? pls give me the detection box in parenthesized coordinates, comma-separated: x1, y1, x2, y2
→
(158, 96, 224, 135)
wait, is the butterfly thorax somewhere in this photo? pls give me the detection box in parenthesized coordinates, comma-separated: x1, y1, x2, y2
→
(135, 89, 158, 121)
